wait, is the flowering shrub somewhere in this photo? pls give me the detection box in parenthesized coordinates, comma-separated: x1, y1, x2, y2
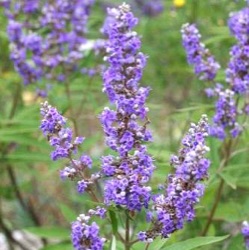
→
(1, 1, 249, 250)
(40, 4, 212, 250)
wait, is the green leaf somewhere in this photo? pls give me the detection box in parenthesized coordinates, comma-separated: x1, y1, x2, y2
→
(2, 152, 51, 163)
(24, 227, 70, 240)
(164, 235, 229, 250)
(0, 134, 47, 149)
(41, 242, 72, 250)
(59, 204, 77, 222)
(149, 238, 169, 250)
(109, 210, 118, 234)
(219, 173, 237, 189)
(110, 235, 116, 250)
(215, 202, 245, 222)
(204, 35, 231, 45)
(0, 127, 38, 135)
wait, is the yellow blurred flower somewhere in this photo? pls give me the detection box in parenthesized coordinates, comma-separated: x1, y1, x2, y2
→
(173, 0, 186, 8)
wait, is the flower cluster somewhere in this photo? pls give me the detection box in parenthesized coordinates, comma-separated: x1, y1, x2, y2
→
(182, 5, 249, 140)
(138, 115, 210, 241)
(242, 221, 249, 249)
(4, 0, 96, 89)
(226, 6, 249, 94)
(40, 101, 98, 194)
(134, 0, 164, 17)
(39, 4, 213, 249)
(210, 6, 249, 140)
(71, 211, 106, 250)
(207, 84, 241, 140)
(100, 3, 155, 211)
(181, 23, 220, 81)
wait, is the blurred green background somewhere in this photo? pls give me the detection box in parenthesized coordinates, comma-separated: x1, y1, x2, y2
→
(0, 0, 249, 249)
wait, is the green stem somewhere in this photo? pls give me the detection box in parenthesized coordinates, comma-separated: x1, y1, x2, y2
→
(201, 139, 233, 236)
(125, 214, 130, 250)
(145, 243, 151, 250)
(190, 0, 199, 23)
(3, 82, 47, 245)
(201, 179, 224, 236)
(64, 79, 79, 136)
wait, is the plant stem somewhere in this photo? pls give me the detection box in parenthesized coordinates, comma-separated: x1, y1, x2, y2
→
(201, 179, 224, 236)
(3, 82, 47, 245)
(201, 138, 233, 236)
(6, 165, 41, 225)
(125, 213, 130, 250)
(190, 0, 199, 23)
(145, 243, 151, 250)
(64, 78, 79, 136)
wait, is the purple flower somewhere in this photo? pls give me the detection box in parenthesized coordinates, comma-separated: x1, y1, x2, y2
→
(138, 115, 210, 241)
(181, 23, 220, 81)
(71, 213, 106, 250)
(4, 0, 95, 88)
(40, 102, 96, 194)
(134, 0, 164, 17)
(100, 3, 155, 211)
(88, 206, 107, 219)
(242, 221, 249, 249)
(228, 7, 249, 44)
(209, 88, 241, 140)
(226, 7, 249, 94)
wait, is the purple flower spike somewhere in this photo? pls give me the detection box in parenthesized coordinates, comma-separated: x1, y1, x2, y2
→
(228, 7, 249, 44)
(100, 3, 155, 211)
(71, 213, 106, 250)
(139, 115, 210, 242)
(40, 102, 97, 194)
(4, 0, 95, 87)
(181, 23, 220, 81)
(209, 88, 242, 140)
(226, 6, 249, 94)
(242, 221, 249, 249)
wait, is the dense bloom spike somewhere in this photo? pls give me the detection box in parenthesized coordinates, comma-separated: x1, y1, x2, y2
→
(226, 6, 249, 94)
(4, 0, 96, 87)
(242, 221, 249, 249)
(209, 86, 242, 140)
(181, 23, 220, 81)
(138, 115, 210, 241)
(71, 212, 106, 250)
(100, 3, 155, 211)
(209, 6, 249, 140)
(40, 101, 98, 194)
(228, 7, 249, 44)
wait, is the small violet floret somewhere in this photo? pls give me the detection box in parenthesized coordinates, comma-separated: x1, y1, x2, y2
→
(242, 221, 249, 249)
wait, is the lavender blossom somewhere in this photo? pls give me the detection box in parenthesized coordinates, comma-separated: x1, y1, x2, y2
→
(226, 6, 249, 94)
(209, 6, 249, 139)
(242, 221, 249, 249)
(228, 7, 249, 44)
(40, 101, 98, 194)
(138, 115, 210, 241)
(181, 23, 220, 81)
(209, 86, 242, 140)
(71, 212, 106, 250)
(4, 0, 95, 87)
(134, 0, 164, 17)
(100, 3, 155, 211)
